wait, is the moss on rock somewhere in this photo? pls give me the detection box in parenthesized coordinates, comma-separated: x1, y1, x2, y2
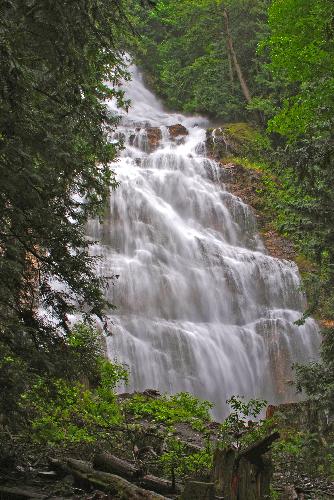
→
(206, 122, 270, 160)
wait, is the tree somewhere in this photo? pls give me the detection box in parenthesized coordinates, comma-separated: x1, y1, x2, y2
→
(265, 0, 334, 402)
(0, 1, 138, 368)
(267, 0, 334, 138)
(133, 0, 270, 120)
(265, 0, 334, 317)
(296, 327, 334, 411)
(222, 4, 252, 104)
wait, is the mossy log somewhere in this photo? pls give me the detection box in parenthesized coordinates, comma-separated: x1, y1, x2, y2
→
(93, 452, 141, 480)
(71, 469, 168, 499)
(50, 457, 168, 499)
(140, 474, 179, 495)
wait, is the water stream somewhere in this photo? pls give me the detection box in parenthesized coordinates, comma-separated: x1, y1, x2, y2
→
(87, 67, 320, 417)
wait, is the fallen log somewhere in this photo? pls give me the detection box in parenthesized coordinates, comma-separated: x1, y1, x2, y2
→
(140, 474, 180, 494)
(0, 486, 45, 499)
(93, 452, 141, 480)
(72, 468, 168, 499)
(50, 457, 168, 499)
(66, 457, 93, 473)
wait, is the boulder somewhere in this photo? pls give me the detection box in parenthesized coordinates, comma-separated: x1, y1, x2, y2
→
(180, 481, 215, 500)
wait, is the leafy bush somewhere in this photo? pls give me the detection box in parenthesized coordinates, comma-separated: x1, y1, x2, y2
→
(219, 396, 268, 450)
(159, 436, 213, 482)
(21, 356, 128, 445)
(122, 392, 212, 429)
(272, 428, 334, 481)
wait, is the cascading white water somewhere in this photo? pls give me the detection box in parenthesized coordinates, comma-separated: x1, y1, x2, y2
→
(87, 67, 320, 417)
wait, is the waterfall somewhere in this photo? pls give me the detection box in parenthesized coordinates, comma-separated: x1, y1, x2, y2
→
(87, 67, 320, 418)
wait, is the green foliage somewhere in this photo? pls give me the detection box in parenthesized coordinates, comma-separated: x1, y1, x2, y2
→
(261, 1, 334, 323)
(121, 392, 214, 483)
(21, 357, 127, 446)
(133, 0, 271, 120)
(0, 322, 128, 447)
(272, 428, 334, 480)
(22, 378, 122, 444)
(269, 486, 280, 500)
(123, 392, 212, 429)
(219, 396, 267, 450)
(159, 436, 213, 482)
(267, 0, 334, 139)
(296, 327, 334, 410)
(17, 324, 128, 445)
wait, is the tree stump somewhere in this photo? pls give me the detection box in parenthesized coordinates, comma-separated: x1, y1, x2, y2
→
(212, 432, 279, 500)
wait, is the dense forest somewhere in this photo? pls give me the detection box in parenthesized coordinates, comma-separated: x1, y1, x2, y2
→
(0, 0, 334, 498)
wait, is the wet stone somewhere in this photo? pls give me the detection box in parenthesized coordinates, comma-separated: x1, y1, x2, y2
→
(168, 123, 188, 138)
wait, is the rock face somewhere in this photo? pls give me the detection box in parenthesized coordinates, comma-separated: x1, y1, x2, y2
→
(206, 122, 264, 160)
(217, 162, 297, 262)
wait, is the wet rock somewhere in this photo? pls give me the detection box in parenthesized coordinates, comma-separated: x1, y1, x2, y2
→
(142, 389, 161, 398)
(146, 127, 162, 151)
(262, 229, 296, 261)
(167, 123, 188, 138)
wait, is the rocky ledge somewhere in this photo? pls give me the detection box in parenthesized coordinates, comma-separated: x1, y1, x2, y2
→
(206, 124, 297, 262)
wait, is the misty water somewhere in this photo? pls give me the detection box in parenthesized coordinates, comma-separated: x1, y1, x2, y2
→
(87, 67, 320, 418)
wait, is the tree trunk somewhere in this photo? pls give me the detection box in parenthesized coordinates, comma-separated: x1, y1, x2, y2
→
(50, 458, 167, 499)
(223, 7, 252, 104)
(226, 38, 234, 86)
